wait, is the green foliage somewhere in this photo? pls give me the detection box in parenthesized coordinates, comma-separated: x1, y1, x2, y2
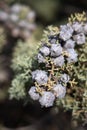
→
(9, 12, 87, 123)
(9, 39, 39, 99)
(9, 75, 26, 100)
(11, 40, 38, 72)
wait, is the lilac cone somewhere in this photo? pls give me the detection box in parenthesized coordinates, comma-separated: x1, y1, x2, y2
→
(66, 49, 78, 63)
(73, 33, 85, 45)
(59, 24, 73, 41)
(72, 22, 83, 33)
(60, 73, 70, 83)
(51, 44, 63, 57)
(11, 4, 22, 13)
(64, 39, 75, 49)
(32, 70, 39, 79)
(0, 11, 8, 21)
(52, 55, 64, 67)
(28, 86, 40, 100)
(37, 53, 45, 63)
(18, 20, 28, 28)
(9, 14, 18, 22)
(50, 38, 57, 44)
(27, 11, 36, 21)
(83, 23, 87, 34)
(32, 70, 48, 85)
(53, 83, 66, 98)
(39, 91, 55, 107)
(40, 46, 50, 56)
